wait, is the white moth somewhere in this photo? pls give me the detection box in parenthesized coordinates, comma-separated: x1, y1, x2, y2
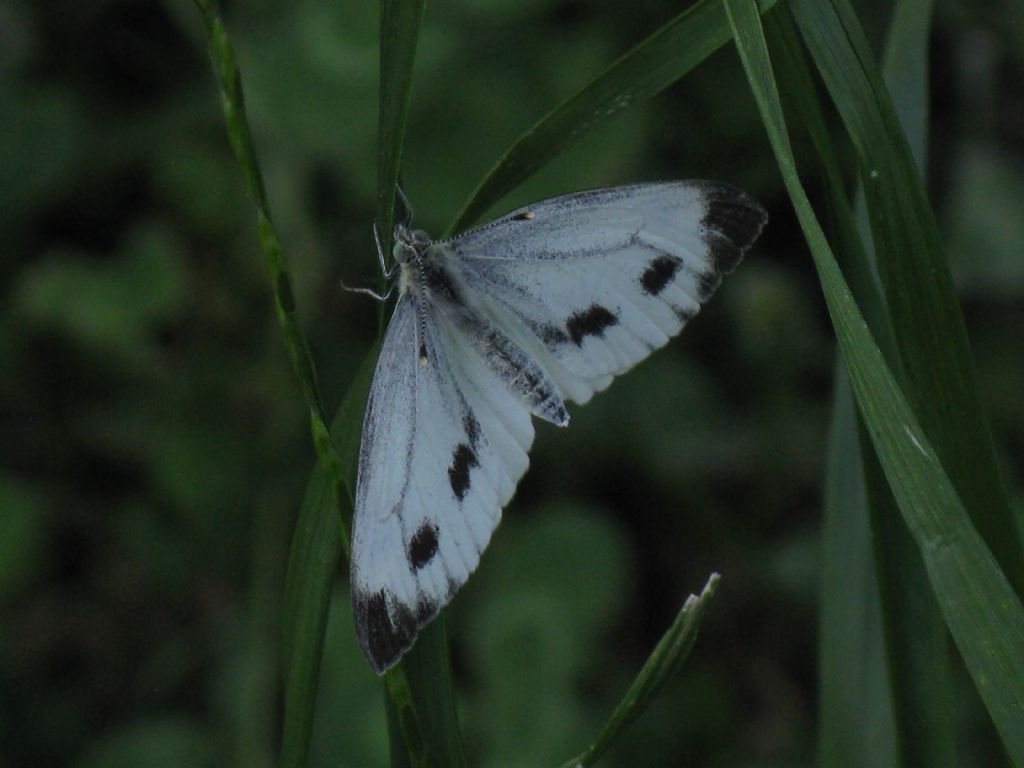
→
(352, 181, 766, 673)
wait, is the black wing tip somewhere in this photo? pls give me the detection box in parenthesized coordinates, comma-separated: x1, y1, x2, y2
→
(353, 587, 442, 675)
(695, 180, 768, 278)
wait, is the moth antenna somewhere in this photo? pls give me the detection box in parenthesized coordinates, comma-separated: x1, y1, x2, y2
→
(396, 184, 414, 227)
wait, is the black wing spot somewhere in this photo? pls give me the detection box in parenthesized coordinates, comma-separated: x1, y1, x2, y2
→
(407, 522, 440, 570)
(448, 443, 478, 500)
(698, 182, 769, 274)
(415, 596, 437, 624)
(640, 254, 683, 296)
(673, 304, 697, 324)
(533, 323, 570, 347)
(704, 229, 744, 277)
(463, 413, 481, 448)
(566, 304, 619, 346)
(696, 270, 721, 301)
(353, 589, 416, 674)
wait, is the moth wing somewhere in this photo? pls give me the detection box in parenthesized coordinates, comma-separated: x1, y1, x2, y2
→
(449, 181, 767, 404)
(351, 296, 534, 673)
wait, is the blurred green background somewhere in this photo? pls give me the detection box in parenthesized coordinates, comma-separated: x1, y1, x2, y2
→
(2, 1, 1023, 766)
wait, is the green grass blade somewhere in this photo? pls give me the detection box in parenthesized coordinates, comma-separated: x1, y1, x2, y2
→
(723, 1, 1024, 761)
(765, 8, 955, 766)
(280, 347, 377, 768)
(376, 2, 467, 766)
(192, 0, 348, 529)
(445, 0, 778, 235)
(279, 473, 342, 768)
(878, 0, 933, 162)
(762, 11, 891, 355)
(399, 615, 467, 768)
(768, 20, 906, 760)
(818, 374, 899, 767)
(853, 6, 955, 766)
(377, 0, 426, 259)
(191, 6, 362, 763)
(558, 575, 720, 768)
(788, 0, 1024, 599)
(860, 443, 956, 768)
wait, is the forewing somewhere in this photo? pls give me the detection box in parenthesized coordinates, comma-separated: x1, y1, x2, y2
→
(351, 296, 534, 673)
(448, 181, 767, 403)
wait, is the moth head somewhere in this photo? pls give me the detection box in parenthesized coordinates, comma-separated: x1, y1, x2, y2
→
(392, 224, 431, 265)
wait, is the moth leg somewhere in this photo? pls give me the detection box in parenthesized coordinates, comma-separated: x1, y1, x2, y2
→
(372, 222, 398, 279)
(340, 276, 394, 302)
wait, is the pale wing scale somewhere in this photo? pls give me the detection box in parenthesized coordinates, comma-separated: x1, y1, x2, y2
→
(448, 181, 766, 403)
(434, 311, 533, 504)
(352, 296, 535, 673)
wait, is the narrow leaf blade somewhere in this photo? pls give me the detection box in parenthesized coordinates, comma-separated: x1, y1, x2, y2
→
(818, 374, 899, 767)
(377, 0, 426, 258)
(724, 1, 1024, 761)
(560, 574, 721, 768)
(765, 7, 956, 766)
(789, 0, 1024, 598)
(376, 2, 467, 765)
(280, 348, 377, 768)
(447, 0, 778, 235)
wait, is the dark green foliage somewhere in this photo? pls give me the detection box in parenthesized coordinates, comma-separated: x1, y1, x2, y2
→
(3, 0, 1023, 766)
